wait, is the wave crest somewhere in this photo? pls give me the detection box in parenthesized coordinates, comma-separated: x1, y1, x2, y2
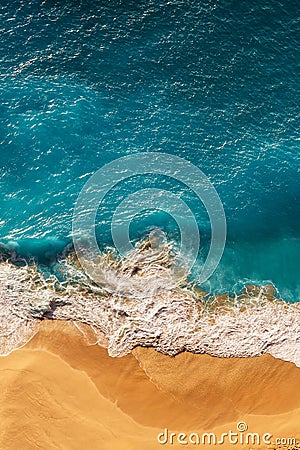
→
(0, 234, 299, 366)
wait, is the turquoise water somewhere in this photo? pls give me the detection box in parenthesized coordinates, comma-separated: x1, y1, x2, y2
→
(0, 0, 299, 300)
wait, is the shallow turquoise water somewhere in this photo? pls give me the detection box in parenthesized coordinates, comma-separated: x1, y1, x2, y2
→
(0, 0, 299, 300)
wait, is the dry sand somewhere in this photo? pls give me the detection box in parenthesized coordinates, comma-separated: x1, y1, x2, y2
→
(0, 320, 299, 450)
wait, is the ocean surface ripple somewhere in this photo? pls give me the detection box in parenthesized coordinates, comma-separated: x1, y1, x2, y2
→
(0, 0, 299, 354)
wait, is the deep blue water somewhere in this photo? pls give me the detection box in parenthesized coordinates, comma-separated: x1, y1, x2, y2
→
(0, 0, 299, 300)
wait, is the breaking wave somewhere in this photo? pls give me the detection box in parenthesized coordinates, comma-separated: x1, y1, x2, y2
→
(0, 232, 299, 367)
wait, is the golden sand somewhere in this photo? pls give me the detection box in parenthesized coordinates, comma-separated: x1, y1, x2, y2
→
(0, 320, 299, 449)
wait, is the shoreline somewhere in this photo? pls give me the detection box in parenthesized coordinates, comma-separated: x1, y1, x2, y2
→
(1, 257, 300, 366)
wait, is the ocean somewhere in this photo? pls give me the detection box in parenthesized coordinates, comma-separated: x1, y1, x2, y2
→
(0, 0, 299, 302)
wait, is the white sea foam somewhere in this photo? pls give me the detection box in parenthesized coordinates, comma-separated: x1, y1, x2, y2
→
(0, 236, 299, 367)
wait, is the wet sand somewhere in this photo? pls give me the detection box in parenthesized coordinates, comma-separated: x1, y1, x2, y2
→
(0, 320, 299, 449)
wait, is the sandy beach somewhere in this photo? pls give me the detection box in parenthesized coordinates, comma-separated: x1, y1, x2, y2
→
(0, 320, 299, 450)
